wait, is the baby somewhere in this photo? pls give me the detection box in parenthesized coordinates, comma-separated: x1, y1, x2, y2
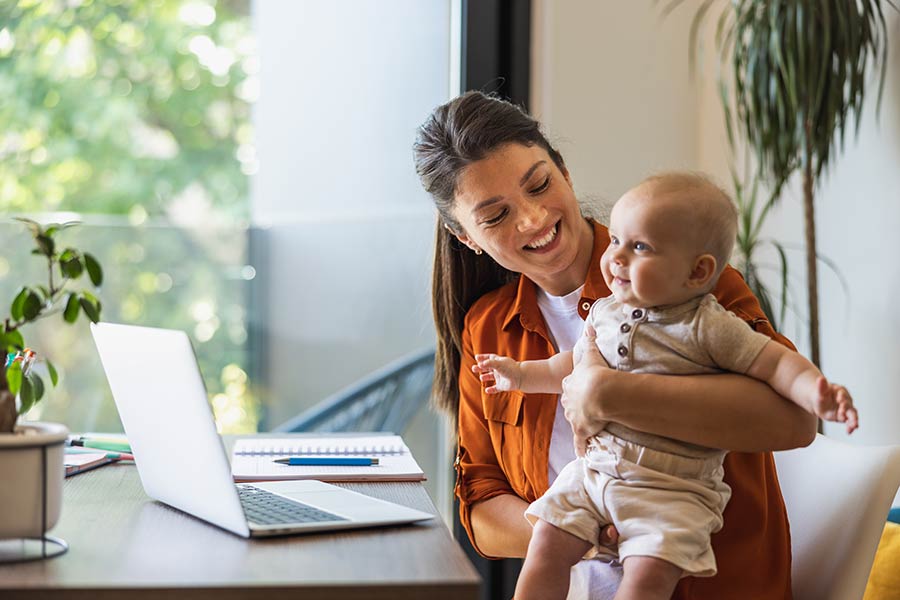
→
(473, 172, 858, 600)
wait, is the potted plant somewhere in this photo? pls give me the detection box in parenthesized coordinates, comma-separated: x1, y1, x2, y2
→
(670, 0, 892, 368)
(0, 218, 103, 546)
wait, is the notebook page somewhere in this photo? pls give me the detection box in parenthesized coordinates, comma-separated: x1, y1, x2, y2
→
(230, 434, 425, 482)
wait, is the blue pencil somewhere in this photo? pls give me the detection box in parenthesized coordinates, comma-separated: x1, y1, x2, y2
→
(273, 457, 380, 466)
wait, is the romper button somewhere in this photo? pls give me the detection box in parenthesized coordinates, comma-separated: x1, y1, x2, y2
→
(581, 301, 591, 311)
(620, 323, 631, 333)
(617, 345, 628, 357)
(632, 309, 643, 319)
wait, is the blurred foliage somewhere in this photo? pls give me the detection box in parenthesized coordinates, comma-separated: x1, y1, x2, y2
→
(0, 0, 255, 219)
(0, 220, 261, 434)
(0, 0, 259, 433)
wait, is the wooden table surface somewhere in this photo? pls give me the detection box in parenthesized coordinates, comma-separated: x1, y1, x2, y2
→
(0, 462, 480, 599)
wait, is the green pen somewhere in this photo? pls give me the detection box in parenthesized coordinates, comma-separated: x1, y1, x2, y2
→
(65, 447, 135, 460)
(70, 439, 132, 454)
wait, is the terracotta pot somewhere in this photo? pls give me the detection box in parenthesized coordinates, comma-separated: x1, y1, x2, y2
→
(0, 421, 68, 539)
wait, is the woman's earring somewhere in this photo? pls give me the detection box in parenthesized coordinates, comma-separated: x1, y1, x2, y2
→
(474, 248, 483, 255)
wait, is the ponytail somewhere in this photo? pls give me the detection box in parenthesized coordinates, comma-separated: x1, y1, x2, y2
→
(413, 91, 564, 418)
(431, 223, 515, 417)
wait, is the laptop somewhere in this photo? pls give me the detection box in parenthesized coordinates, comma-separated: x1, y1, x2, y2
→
(91, 322, 433, 538)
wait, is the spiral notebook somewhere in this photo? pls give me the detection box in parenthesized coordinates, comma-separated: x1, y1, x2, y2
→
(230, 435, 426, 482)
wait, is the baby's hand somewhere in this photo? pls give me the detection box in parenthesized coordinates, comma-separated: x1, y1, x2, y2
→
(813, 376, 859, 434)
(472, 354, 522, 394)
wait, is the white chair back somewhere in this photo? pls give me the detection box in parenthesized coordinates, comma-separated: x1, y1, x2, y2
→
(774, 434, 900, 600)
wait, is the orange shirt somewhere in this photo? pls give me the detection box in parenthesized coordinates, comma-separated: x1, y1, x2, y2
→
(456, 220, 793, 599)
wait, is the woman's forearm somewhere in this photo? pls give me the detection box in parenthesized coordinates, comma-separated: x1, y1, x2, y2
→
(606, 370, 817, 452)
(469, 494, 532, 559)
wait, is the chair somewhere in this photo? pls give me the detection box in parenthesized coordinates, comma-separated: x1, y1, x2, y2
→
(274, 347, 435, 433)
(774, 434, 900, 600)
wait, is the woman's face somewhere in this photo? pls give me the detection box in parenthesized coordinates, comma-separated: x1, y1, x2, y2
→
(450, 143, 593, 296)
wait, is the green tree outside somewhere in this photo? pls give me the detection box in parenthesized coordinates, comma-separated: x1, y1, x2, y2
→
(0, 0, 260, 433)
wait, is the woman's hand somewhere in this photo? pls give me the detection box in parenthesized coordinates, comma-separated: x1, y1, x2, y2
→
(562, 325, 612, 456)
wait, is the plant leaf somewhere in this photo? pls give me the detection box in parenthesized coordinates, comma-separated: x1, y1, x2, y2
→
(35, 234, 55, 258)
(63, 292, 80, 323)
(18, 375, 35, 415)
(10, 287, 29, 321)
(6, 361, 22, 397)
(27, 372, 44, 402)
(0, 329, 24, 352)
(46, 360, 58, 387)
(59, 248, 84, 279)
(13, 217, 42, 236)
(79, 294, 101, 323)
(83, 253, 103, 287)
(22, 290, 43, 321)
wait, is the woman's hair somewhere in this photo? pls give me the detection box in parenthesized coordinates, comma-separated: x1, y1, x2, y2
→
(413, 91, 566, 418)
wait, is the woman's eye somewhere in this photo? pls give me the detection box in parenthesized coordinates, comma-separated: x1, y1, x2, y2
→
(530, 176, 550, 194)
(483, 209, 508, 226)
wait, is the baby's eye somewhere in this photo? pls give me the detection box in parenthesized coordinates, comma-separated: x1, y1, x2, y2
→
(609, 235, 619, 246)
(634, 242, 649, 251)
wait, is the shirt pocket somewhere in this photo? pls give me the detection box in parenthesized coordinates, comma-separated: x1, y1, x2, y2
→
(483, 391, 526, 492)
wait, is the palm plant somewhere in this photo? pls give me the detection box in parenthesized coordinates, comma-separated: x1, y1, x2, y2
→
(674, 0, 893, 367)
(731, 170, 789, 330)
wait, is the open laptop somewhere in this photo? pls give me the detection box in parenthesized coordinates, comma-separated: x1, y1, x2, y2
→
(91, 322, 433, 538)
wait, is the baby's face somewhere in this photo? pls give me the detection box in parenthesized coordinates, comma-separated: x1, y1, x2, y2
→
(600, 189, 704, 308)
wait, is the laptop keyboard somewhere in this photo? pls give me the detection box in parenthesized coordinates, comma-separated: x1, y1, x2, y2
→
(237, 485, 349, 525)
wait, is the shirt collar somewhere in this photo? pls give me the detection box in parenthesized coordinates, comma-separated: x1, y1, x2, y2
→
(620, 293, 708, 323)
(502, 219, 611, 331)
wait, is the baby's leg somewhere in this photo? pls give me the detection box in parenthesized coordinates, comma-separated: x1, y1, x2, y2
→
(515, 518, 594, 600)
(614, 556, 682, 600)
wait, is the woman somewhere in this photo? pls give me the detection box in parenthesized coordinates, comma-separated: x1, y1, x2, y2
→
(413, 91, 818, 599)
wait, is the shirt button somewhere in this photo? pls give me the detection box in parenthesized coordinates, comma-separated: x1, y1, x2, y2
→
(581, 301, 591, 311)
(617, 345, 628, 357)
(632, 309, 643, 319)
(620, 323, 631, 333)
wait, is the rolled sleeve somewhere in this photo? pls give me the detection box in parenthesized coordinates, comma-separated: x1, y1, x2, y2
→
(455, 322, 516, 557)
(714, 266, 796, 351)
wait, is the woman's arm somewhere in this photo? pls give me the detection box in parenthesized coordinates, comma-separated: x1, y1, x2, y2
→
(562, 331, 817, 454)
(469, 495, 533, 559)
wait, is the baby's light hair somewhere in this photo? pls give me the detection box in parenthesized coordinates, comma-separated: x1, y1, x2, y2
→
(638, 171, 738, 282)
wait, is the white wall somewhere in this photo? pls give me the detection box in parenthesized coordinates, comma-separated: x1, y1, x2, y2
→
(533, 2, 900, 453)
(531, 0, 701, 208)
(252, 0, 451, 513)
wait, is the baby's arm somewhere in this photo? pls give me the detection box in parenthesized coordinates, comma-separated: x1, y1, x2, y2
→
(473, 351, 574, 394)
(746, 342, 858, 434)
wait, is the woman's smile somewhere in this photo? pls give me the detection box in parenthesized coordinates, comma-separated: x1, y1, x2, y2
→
(524, 221, 560, 253)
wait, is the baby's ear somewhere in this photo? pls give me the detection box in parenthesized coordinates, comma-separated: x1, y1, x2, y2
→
(687, 254, 717, 289)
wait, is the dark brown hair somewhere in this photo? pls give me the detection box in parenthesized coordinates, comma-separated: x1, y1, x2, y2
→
(413, 91, 566, 418)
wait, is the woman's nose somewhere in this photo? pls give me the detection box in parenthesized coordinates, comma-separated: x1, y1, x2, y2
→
(517, 201, 547, 232)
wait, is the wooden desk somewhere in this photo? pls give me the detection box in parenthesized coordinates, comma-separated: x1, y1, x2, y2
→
(0, 463, 480, 599)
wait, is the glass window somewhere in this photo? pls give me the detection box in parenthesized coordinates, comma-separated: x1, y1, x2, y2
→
(1, 0, 450, 442)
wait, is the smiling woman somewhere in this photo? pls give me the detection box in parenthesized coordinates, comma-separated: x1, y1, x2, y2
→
(414, 91, 817, 600)
(450, 143, 594, 297)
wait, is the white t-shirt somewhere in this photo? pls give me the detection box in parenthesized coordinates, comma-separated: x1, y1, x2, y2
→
(534, 286, 583, 488)
(535, 285, 623, 600)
